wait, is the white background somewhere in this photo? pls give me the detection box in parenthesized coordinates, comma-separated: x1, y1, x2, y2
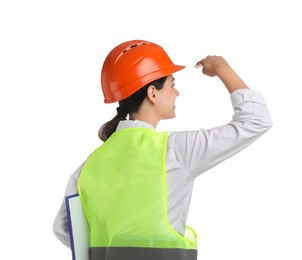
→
(1, 0, 301, 259)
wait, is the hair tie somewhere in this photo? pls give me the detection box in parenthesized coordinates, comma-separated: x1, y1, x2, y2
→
(116, 107, 128, 119)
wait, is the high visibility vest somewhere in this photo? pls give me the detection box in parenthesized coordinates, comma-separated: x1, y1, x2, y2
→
(78, 128, 197, 260)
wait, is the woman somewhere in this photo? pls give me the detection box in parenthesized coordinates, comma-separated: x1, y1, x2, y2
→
(53, 40, 272, 260)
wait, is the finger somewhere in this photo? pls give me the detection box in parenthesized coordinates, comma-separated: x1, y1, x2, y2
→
(195, 60, 203, 68)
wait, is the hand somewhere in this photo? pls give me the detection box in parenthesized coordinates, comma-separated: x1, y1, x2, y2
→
(195, 55, 229, 77)
(195, 55, 249, 93)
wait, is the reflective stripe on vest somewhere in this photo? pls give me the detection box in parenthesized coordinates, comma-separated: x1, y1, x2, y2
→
(78, 128, 197, 260)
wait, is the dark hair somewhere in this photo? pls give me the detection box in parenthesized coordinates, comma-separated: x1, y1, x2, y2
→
(98, 76, 168, 141)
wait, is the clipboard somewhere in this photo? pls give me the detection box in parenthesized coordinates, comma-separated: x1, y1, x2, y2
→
(65, 194, 89, 260)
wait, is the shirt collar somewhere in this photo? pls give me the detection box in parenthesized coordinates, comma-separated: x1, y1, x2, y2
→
(116, 120, 155, 131)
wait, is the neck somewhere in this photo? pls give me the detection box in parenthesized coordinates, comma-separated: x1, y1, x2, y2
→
(129, 98, 161, 128)
(129, 113, 159, 128)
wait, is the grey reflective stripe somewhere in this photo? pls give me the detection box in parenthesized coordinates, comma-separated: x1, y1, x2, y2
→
(90, 247, 197, 260)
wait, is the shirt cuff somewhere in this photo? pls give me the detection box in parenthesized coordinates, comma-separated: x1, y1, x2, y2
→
(230, 89, 267, 109)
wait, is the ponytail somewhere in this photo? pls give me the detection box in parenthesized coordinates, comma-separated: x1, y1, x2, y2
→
(98, 113, 126, 141)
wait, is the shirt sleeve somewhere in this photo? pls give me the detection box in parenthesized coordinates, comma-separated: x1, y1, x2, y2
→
(168, 89, 273, 178)
(52, 161, 85, 248)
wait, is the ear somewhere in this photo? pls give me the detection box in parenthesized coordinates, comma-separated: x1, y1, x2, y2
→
(146, 85, 156, 104)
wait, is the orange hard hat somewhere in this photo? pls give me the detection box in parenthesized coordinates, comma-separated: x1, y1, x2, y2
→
(101, 40, 185, 103)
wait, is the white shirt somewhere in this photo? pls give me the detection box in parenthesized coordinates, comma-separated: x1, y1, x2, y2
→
(53, 89, 273, 247)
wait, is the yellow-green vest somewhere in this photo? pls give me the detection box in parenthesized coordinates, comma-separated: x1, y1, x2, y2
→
(78, 128, 197, 260)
